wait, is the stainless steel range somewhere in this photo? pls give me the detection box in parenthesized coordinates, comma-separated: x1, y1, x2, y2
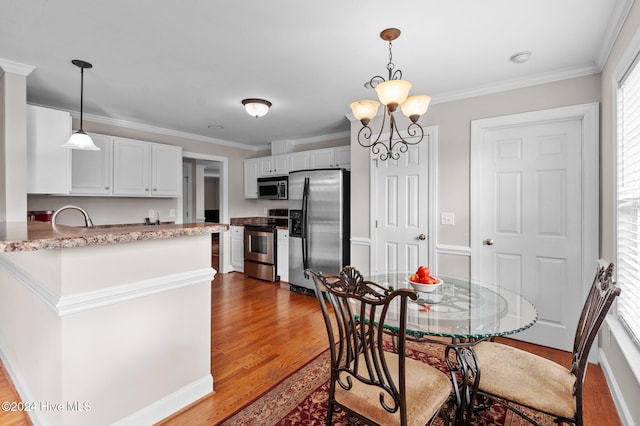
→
(244, 209, 288, 282)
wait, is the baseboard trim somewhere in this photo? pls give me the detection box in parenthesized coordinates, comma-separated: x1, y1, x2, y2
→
(111, 375, 213, 426)
(599, 346, 634, 426)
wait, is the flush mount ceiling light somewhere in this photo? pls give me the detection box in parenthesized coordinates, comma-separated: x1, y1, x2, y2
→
(61, 59, 100, 151)
(350, 28, 430, 161)
(242, 98, 272, 118)
(509, 51, 532, 64)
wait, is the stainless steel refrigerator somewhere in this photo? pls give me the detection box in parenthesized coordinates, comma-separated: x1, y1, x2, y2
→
(288, 169, 350, 294)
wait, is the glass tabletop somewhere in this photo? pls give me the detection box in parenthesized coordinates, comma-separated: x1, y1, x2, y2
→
(363, 272, 538, 340)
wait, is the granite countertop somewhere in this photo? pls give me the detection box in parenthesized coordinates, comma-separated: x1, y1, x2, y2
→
(0, 221, 229, 252)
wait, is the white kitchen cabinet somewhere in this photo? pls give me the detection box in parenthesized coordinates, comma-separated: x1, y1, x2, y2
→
(259, 155, 289, 177)
(113, 137, 181, 197)
(244, 158, 259, 199)
(71, 133, 113, 195)
(27, 106, 182, 198)
(277, 228, 289, 282)
(309, 148, 335, 168)
(288, 151, 310, 172)
(231, 226, 245, 272)
(151, 144, 182, 196)
(113, 138, 151, 196)
(309, 147, 351, 169)
(26, 105, 72, 194)
(334, 146, 351, 170)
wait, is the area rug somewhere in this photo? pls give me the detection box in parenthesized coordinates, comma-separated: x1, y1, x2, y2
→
(218, 340, 554, 426)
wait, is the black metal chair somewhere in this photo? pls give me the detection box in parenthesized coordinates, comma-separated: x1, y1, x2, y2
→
(472, 262, 620, 426)
(308, 266, 451, 426)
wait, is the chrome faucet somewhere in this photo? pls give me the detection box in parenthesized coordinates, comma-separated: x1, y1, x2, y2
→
(52, 205, 95, 228)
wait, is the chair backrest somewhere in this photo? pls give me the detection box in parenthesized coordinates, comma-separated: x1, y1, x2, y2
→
(308, 266, 419, 420)
(571, 262, 620, 397)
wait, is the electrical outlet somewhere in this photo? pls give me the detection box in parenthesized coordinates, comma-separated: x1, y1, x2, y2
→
(169, 209, 175, 218)
(148, 209, 155, 219)
(441, 212, 455, 225)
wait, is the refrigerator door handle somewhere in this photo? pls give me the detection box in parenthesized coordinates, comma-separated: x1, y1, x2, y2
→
(302, 177, 310, 277)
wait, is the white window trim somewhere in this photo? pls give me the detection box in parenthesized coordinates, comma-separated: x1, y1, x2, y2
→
(610, 17, 640, 389)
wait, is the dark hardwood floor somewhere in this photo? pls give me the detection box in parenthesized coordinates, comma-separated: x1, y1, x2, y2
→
(0, 271, 622, 425)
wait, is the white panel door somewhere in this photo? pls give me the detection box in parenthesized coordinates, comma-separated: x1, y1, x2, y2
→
(473, 118, 584, 350)
(374, 141, 429, 274)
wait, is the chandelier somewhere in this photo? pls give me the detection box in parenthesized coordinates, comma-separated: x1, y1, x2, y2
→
(350, 28, 430, 161)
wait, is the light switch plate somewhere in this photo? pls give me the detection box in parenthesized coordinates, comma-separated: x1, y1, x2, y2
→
(441, 212, 455, 225)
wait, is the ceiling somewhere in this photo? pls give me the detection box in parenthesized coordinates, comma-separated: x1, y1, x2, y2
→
(0, 0, 632, 150)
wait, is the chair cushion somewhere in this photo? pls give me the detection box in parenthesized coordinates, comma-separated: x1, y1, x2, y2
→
(334, 352, 451, 426)
(473, 341, 576, 419)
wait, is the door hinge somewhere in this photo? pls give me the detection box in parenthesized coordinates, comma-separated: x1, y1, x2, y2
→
(375, 220, 378, 228)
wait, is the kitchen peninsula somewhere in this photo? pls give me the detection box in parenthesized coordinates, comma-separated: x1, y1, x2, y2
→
(0, 221, 228, 426)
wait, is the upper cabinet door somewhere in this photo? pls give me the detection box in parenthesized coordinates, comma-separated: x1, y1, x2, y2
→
(289, 152, 310, 172)
(71, 134, 113, 195)
(26, 105, 72, 194)
(334, 146, 351, 170)
(244, 158, 259, 199)
(309, 148, 335, 168)
(113, 138, 150, 196)
(151, 144, 182, 197)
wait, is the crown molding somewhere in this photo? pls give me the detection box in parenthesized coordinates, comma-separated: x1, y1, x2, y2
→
(72, 111, 270, 152)
(595, 0, 635, 70)
(0, 58, 35, 76)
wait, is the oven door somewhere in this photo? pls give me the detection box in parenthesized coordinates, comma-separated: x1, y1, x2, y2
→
(244, 228, 275, 264)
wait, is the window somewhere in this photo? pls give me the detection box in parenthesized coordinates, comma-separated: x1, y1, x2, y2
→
(617, 54, 640, 347)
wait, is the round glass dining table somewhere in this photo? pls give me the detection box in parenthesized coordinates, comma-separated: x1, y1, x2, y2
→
(363, 272, 539, 425)
(364, 272, 538, 342)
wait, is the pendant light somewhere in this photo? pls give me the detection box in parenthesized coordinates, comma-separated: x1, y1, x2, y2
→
(62, 59, 100, 151)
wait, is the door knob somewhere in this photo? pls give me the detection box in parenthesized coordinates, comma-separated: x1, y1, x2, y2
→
(418, 233, 426, 240)
(483, 238, 494, 246)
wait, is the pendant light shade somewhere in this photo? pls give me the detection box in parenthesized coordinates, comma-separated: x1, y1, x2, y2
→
(63, 129, 98, 150)
(374, 79, 412, 108)
(400, 95, 432, 122)
(350, 100, 380, 125)
(62, 59, 100, 151)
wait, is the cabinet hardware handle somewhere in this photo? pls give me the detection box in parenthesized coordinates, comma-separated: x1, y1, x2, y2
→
(418, 233, 426, 240)
(483, 238, 494, 246)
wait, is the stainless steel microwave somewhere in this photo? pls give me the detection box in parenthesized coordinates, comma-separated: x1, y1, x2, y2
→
(257, 176, 288, 199)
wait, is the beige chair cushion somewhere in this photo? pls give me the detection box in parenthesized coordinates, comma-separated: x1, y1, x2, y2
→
(473, 341, 576, 420)
(334, 352, 451, 426)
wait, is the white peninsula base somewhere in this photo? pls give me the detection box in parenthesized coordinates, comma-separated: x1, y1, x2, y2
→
(0, 230, 217, 426)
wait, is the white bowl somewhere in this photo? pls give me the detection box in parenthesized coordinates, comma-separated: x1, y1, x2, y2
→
(407, 276, 443, 293)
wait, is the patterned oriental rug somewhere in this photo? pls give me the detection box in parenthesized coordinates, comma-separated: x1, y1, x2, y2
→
(218, 339, 555, 426)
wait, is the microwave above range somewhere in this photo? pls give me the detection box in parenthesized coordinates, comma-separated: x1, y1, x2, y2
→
(257, 176, 288, 200)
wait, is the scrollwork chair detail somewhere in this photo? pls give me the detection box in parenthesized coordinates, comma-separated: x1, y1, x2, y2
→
(308, 266, 451, 426)
(472, 262, 620, 426)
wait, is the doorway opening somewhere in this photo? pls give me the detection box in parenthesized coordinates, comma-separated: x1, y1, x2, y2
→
(180, 152, 230, 273)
